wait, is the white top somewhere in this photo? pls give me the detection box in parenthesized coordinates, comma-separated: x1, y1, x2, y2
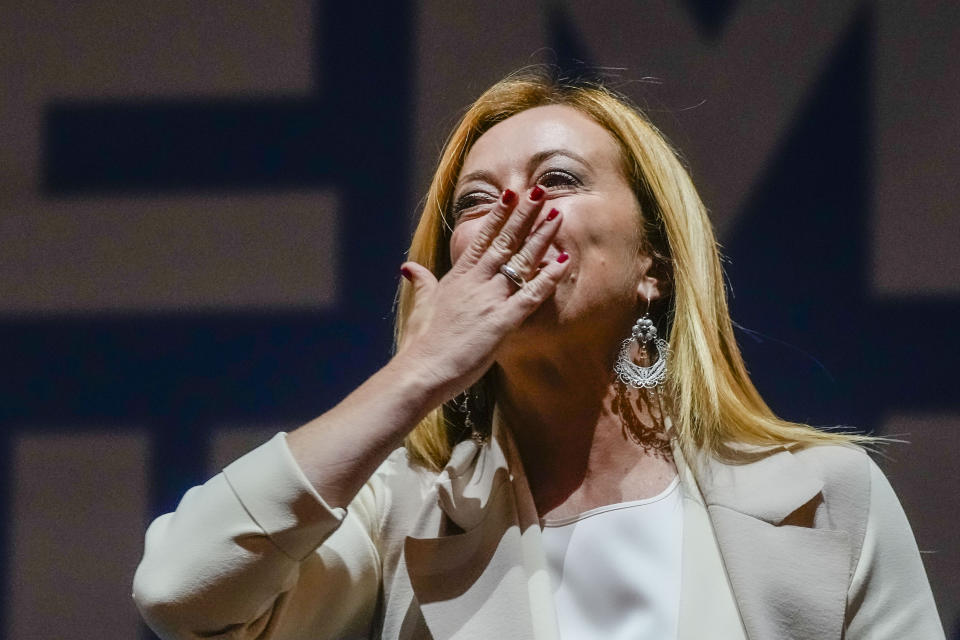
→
(540, 476, 684, 640)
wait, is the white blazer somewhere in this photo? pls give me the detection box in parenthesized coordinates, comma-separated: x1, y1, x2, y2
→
(133, 420, 944, 639)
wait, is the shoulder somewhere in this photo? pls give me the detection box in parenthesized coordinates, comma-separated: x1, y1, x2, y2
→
(788, 444, 922, 583)
(753, 444, 882, 583)
(789, 443, 907, 526)
(791, 443, 873, 499)
(695, 441, 872, 528)
(790, 444, 874, 532)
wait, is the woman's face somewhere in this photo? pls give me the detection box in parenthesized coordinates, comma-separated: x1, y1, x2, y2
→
(449, 104, 658, 340)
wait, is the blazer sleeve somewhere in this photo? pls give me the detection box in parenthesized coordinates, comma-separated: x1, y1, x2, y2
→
(132, 433, 384, 640)
(844, 458, 945, 639)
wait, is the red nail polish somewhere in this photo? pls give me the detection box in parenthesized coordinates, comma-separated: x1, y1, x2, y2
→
(545, 208, 559, 221)
(529, 185, 545, 201)
(557, 252, 569, 263)
(501, 189, 517, 205)
(400, 266, 412, 281)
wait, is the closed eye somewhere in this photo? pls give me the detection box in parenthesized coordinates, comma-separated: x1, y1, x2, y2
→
(452, 191, 497, 223)
(537, 169, 581, 189)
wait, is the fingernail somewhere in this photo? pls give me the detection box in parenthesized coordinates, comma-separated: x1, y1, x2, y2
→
(529, 185, 545, 201)
(545, 208, 559, 221)
(400, 266, 412, 280)
(501, 189, 517, 205)
(557, 252, 569, 263)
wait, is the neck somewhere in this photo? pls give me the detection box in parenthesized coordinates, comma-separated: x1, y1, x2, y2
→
(494, 334, 674, 518)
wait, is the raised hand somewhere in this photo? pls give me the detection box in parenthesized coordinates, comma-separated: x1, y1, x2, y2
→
(397, 186, 570, 402)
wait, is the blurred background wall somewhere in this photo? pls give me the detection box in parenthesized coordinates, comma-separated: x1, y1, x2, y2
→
(0, 1, 957, 637)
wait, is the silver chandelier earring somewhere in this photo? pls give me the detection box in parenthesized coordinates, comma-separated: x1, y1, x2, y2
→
(614, 302, 670, 389)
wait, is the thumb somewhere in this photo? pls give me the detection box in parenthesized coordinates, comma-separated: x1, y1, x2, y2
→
(400, 261, 438, 298)
(398, 261, 438, 353)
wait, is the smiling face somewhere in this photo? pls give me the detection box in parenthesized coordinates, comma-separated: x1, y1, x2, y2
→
(450, 104, 662, 348)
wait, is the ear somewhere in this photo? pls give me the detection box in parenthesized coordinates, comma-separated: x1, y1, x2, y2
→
(635, 254, 671, 305)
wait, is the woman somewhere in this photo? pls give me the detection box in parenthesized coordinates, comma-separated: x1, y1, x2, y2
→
(133, 70, 943, 639)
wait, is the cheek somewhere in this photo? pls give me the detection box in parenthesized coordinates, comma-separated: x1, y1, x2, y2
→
(448, 222, 478, 264)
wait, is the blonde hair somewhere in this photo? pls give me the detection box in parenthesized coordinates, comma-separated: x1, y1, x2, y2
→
(397, 68, 865, 470)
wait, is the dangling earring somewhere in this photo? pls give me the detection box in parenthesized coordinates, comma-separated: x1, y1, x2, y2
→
(614, 300, 670, 389)
(456, 390, 487, 445)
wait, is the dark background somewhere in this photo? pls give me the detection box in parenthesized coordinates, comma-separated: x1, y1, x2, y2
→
(1, 2, 957, 637)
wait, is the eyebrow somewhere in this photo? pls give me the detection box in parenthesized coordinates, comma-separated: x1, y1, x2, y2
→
(527, 148, 590, 170)
(455, 149, 591, 193)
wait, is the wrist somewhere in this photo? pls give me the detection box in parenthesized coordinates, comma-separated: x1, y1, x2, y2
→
(383, 350, 457, 415)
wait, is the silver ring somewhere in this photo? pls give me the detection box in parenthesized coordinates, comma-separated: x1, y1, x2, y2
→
(499, 263, 526, 288)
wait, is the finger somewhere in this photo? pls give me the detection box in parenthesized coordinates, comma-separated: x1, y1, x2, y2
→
(500, 251, 571, 324)
(478, 186, 547, 274)
(455, 189, 519, 269)
(504, 207, 561, 278)
(400, 261, 438, 298)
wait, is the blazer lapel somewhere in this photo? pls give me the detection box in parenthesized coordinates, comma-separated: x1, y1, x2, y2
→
(674, 443, 748, 640)
(404, 417, 559, 640)
(695, 447, 851, 640)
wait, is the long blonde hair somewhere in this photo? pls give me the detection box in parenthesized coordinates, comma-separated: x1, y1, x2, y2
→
(397, 69, 864, 470)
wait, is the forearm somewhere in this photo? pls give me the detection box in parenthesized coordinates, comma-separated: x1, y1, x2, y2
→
(286, 351, 450, 509)
(134, 434, 380, 639)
